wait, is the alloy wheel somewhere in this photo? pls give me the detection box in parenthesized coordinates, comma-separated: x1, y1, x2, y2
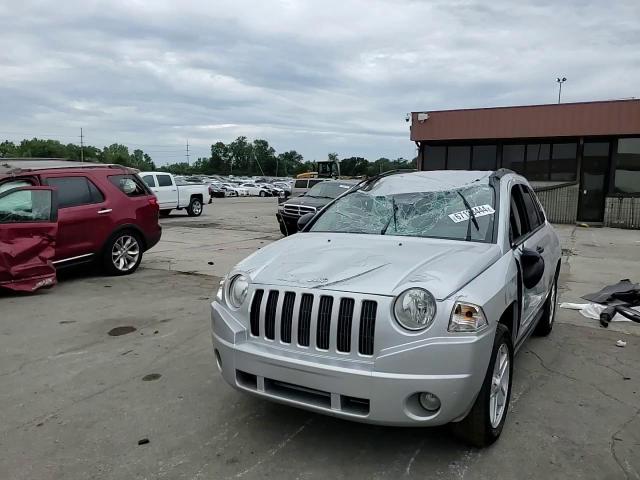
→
(192, 200, 202, 215)
(111, 235, 140, 272)
(489, 343, 510, 428)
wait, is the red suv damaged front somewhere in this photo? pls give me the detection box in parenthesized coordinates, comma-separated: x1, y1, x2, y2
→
(0, 161, 162, 291)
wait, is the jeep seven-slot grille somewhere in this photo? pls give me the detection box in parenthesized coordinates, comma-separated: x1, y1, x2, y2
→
(280, 292, 296, 343)
(250, 290, 376, 355)
(337, 298, 355, 352)
(316, 296, 333, 350)
(250, 290, 263, 336)
(298, 294, 313, 346)
(264, 290, 279, 340)
(358, 300, 377, 356)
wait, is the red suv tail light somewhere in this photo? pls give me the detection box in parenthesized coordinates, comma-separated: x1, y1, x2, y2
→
(148, 196, 159, 210)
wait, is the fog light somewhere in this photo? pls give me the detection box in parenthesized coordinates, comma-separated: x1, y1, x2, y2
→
(419, 392, 441, 412)
(214, 349, 222, 372)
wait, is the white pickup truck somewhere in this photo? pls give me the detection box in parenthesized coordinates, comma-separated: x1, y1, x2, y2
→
(139, 171, 209, 217)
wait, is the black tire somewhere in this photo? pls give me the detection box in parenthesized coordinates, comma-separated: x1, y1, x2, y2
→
(535, 273, 558, 336)
(187, 197, 203, 217)
(453, 324, 513, 447)
(279, 222, 289, 236)
(159, 209, 172, 217)
(102, 230, 143, 276)
(259, 191, 266, 197)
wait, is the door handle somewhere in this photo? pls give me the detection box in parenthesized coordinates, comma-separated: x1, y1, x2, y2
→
(98, 209, 112, 214)
(536, 246, 545, 254)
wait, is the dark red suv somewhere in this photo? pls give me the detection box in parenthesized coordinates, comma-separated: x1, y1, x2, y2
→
(0, 160, 161, 290)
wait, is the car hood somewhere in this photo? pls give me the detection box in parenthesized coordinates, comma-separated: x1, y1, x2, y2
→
(235, 233, 502, 300)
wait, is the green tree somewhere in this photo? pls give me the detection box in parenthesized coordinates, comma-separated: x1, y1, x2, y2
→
(277, 150, 304, 176)
(252, 139, 276, 176)
(0, 141, 18, 157)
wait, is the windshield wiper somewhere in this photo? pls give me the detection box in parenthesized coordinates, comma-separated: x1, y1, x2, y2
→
(457, 191, 479, 241)
(380, 197, 398, 235)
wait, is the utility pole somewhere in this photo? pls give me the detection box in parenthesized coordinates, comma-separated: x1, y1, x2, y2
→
(556, 77, 567, 104)
(80, 128, 84, 162)
(186, 139, 190, 166)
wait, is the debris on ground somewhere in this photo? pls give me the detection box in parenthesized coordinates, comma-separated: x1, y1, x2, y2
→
(138, 438, 150, 445)
(616, 340, 627, 348)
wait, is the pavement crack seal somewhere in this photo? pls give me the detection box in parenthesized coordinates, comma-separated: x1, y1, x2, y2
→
(232, 418, 313, 478)
(610, 408, 640, 480)
(404, 440, 424, 476)
(525, 349, 635, 408)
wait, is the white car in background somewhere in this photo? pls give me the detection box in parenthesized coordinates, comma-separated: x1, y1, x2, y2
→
(220, 183, 240, 197)
(240, 183, 272, 197)
(234, 185, 250, 196)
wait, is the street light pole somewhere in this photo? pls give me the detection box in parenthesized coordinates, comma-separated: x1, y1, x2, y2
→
(556, 77, 567, 104)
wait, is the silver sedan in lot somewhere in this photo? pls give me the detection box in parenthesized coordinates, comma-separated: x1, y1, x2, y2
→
(211, 169, 561, 447)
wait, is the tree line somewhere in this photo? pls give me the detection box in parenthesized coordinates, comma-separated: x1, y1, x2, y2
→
(0, 138, 156, 171)
(168, 137, 416, 177)
(0, 136, 416, 177)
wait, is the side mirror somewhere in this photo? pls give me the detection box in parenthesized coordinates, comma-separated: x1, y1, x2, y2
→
(297, 212, 315, 231)
(521, 248, 545, 289)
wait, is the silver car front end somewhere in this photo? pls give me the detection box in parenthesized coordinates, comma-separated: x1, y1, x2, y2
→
(211, 284, 495, 426)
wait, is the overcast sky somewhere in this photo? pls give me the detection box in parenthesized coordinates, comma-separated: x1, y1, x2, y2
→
(1, 0, 639, 165)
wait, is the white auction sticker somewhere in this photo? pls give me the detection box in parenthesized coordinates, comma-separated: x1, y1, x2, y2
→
(448, 204, 495, 223)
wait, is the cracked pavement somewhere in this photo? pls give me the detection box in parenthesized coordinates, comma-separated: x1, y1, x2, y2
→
(1, 198, 639, 479)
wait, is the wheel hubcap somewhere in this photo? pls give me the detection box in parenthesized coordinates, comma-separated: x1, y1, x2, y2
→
(489, 343, 510, 428)
(111, 235, 140, 272)
(193, 201, 202, 214)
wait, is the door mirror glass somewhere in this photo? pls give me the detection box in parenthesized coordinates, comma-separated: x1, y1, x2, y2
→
(297, 212, 315, 231)
(0, 187, 56, 223)
(521, 248, 545, 289)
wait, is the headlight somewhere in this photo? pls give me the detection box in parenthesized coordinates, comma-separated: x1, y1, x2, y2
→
(393, 288, 437, 331)
(449, 302, 487, 332)
(226, 274, 249, 308)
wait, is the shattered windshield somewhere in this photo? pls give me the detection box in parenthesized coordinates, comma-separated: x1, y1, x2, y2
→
(309, 177, 496, 242)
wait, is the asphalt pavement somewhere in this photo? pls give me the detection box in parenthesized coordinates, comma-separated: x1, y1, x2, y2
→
(1, 197, 639, 480)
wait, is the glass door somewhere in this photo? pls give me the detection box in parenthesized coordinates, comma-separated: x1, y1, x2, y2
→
(578, 142, 610, 222)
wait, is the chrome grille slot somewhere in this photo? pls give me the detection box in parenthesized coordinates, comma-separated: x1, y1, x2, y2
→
(316, 296, 333, 350)
(298, 294, 314, 346)
(358, 300, 377, 356)
(250, 289, 263, 337)
(336, 298, 355, 353)
(280, 292, 296, 343)
(264, 290, 279, 340)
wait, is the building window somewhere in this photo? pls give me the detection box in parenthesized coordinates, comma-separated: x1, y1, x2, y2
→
(502, 145, 525, 175)
(615, 138, 640, 194)
(526, 144, 550, 181)
(447, 146, 471, 170)
(423, 145, 446, 170)
(550, 142, 577, 181)
(472, 145, 497, 170)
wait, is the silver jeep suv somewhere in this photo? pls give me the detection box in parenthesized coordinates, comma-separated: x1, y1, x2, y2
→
(211, 170, 561, 446)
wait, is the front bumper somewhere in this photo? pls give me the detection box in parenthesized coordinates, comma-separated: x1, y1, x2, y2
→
(211, 298, 495, 426)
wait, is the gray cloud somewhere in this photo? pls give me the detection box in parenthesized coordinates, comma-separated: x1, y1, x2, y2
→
(1, 0, 638, 165)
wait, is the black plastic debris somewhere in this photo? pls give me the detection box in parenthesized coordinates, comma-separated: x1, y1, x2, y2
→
(138, 438, 150, 446)
(583, 279, 640, 306)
